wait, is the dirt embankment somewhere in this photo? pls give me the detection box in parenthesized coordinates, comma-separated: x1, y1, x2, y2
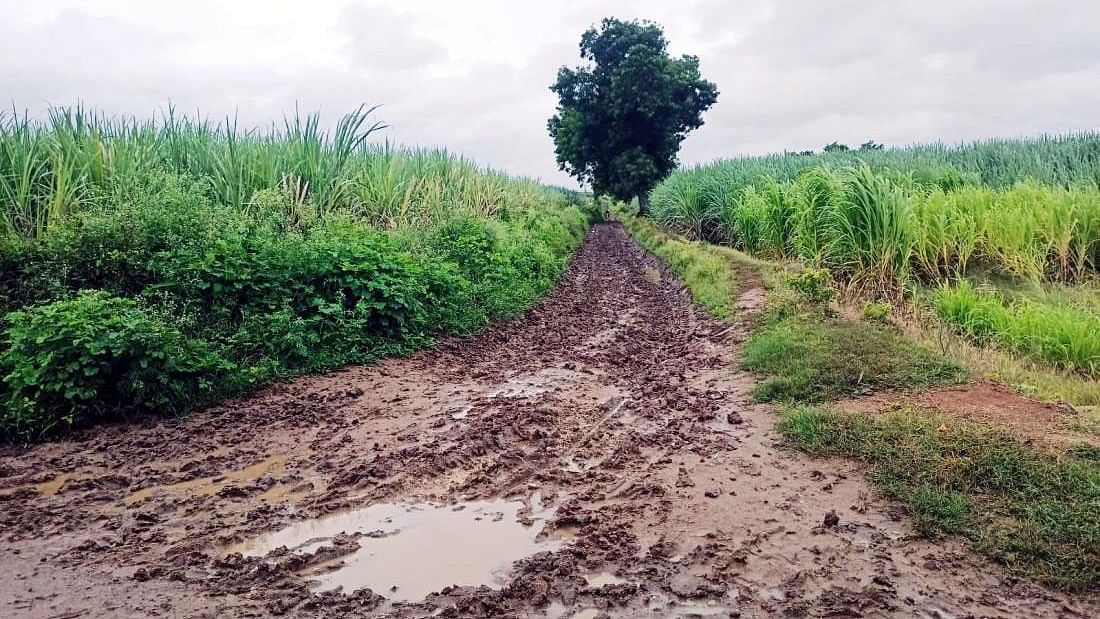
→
(2, 223, 1096, 618)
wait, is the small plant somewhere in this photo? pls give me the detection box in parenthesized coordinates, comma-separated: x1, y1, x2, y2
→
(863, 301, 891, 323)
(784, 266, 835, 304)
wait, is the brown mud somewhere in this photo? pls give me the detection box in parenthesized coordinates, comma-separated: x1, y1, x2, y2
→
(2, 223, 1096, 618)
(836, 382, 1100, 449)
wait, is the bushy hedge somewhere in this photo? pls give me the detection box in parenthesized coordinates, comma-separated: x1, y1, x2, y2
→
(1, 292, 228, 437)
(1, 175, 592, 439)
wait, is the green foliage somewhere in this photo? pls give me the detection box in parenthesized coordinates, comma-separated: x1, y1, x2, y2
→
(548, 18, 718, 206)
(830, 165, 913, 295)
(0, 106, 593, 440)
(1, 292, 228, 438)
(1, 105, 582, 242)
(653, 132, 1100, 202)
(933, 280, 1100, 376)
(651, 158, 1100, 295)
(743, 312, 966, 402)
(784, 267, 835, 304)
(778, 407, 1100, 590)
(862, 301, 891, 323)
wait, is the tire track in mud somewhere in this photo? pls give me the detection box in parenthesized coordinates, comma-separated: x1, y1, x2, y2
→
(1, 222, 1096, 618)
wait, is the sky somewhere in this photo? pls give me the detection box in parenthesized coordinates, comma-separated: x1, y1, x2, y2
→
(2, 0, 1099, 187)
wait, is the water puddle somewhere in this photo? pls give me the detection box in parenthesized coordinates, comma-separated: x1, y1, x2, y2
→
(491, 375, 556, 399)
(227, 497, 562, 601)
(549, 524, 581, 541)
(672, 604, 732, 617)
(36, 473, 73, 497)
(543, 605, 600, 619)
(584, 571, 627, 587)
(125, 455, 286, 505)
(561, 456, 597, 473)
(490, 368, 624, 402)
(645, 592, 734, 618)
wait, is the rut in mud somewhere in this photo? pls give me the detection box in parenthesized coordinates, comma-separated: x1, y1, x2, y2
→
(2, 223, 1097, 618)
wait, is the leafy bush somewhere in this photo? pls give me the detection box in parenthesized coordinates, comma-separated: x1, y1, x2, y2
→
(1, 292, 228, 438)
(862, 301, 891, 322)
(784, 266, 835, 304)
(0, 203, 587, 440)
(0, 109, 594, 440)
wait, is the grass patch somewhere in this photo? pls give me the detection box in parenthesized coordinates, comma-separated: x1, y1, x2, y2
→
(779, 407, 1100, 590)
(620, 210, 738, 320)
(743, 312, 966, 402)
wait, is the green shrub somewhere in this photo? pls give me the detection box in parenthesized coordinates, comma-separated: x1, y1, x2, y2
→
(0, 107, 594, 440)
(784, 266, 835, 304)
(1, 291, 228, 438)
(862, 301, 891, 323)
(0, 237, 64, 313)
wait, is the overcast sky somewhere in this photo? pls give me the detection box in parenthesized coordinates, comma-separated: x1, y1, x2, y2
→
(3, 0, 1099, 187)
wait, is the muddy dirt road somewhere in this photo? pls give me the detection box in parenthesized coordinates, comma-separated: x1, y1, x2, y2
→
(2, 223, 1096, 618)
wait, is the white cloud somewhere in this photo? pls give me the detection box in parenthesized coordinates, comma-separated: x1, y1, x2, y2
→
(1, 0, 1099, 187)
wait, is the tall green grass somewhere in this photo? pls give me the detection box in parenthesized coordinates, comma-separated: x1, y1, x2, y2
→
(933, 280, 1100, 376)
(661, 133, 1100, 201)
(0, 105, 574, 240)
(651, 163, 1100, 293)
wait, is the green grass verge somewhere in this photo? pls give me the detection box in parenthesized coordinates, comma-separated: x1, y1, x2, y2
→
(619, 210, 738, 320)
(779, 406, 1100, 590)
(743, 311, 967, 402)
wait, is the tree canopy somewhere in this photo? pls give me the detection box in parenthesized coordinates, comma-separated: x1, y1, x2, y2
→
(548, 18, 718, 211)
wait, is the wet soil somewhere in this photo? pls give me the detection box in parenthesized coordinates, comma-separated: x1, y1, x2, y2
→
(2, 223, 1097, 618)
(837, 382, 1100, 449)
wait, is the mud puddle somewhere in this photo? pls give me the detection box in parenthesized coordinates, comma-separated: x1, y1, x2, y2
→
(491, 367, 624, 403)
(125, 454, 286, 505)
(227, 497, 562, 601)
(583, 571, 628, 587)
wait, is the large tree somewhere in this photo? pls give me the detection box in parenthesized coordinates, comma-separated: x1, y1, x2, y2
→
(548, 18, 718, 212)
